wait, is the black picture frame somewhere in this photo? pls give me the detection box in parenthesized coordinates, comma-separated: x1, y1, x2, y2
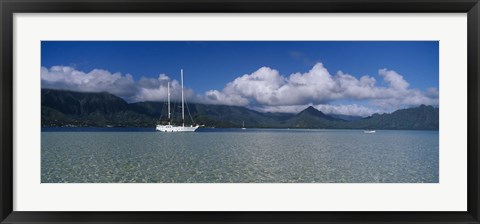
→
(1, 0, 479, 223)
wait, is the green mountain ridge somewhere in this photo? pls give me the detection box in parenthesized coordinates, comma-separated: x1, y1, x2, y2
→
(41, 89, 439, 130)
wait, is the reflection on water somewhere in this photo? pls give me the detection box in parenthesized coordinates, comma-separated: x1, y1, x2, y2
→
(41, 129, 439, 183)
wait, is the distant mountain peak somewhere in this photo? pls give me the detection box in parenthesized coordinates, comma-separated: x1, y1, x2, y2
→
(301, 105, 320, 113)
(297, 106, 336, 120)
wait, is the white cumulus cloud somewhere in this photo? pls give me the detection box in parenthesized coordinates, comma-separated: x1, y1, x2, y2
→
(41, 66, 137, 98)
(41, 66, 195, 102)
(201, 63, 438, 115)
(41, 63, 438, 116)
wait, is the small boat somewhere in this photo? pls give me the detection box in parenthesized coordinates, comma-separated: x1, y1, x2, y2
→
(241, 121, 246, 130)
(364, 130, 376, 134)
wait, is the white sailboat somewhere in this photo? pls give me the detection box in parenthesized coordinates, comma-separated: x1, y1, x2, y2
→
(156, 69, 200, 132)
(241, 121, 246, 130)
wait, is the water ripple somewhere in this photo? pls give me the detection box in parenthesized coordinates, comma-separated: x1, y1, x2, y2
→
(41, 130, 439, 183)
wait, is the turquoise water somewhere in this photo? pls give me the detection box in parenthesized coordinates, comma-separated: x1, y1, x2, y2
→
(41, 129, 439, 183)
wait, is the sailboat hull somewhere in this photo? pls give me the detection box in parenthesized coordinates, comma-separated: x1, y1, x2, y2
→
(156, 125, 199, 132)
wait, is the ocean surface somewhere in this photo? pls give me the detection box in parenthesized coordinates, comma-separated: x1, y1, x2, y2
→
(41, 128, 439, 183)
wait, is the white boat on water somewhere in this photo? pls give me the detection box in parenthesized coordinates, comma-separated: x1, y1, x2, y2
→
(156, 69, 200, 132)
(156, 124, 199, 132)
(364, 130, 376, 134)
(241, 121, 246, 130)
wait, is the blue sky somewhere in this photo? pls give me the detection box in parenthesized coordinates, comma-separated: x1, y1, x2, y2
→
(41, 41, 439, 116)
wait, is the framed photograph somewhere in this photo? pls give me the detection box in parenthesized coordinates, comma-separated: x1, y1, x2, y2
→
(1, 0, 479, 223)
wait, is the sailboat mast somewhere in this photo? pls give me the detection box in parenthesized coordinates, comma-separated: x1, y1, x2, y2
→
(167, 82, 171, 124)
(181, 69, 185, 127)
